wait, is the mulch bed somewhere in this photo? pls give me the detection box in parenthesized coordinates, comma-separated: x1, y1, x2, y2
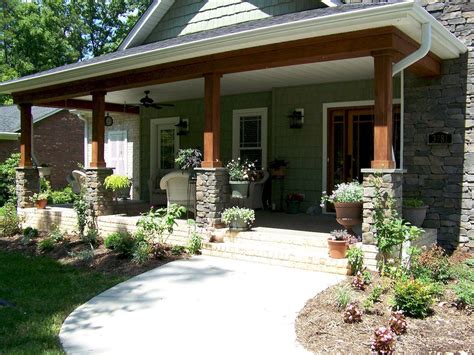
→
(0, 233, 188, 277)
(296, 252, 474, 354)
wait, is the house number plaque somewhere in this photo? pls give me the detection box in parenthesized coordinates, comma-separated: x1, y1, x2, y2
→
(428, 131, 452, 145)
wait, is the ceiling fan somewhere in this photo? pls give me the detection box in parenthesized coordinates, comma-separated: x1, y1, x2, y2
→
(130, 90, 174, 109)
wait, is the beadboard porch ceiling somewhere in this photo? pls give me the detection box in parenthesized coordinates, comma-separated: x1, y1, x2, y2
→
(76, 56, 374, 105)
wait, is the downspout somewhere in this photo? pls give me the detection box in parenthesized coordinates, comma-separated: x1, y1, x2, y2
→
(392, 22, 432, 169)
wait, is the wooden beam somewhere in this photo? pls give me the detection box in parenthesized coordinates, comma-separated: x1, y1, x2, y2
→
(90, 91, 107, 168)
(202, 73, 222, 168)
(12, 27, 442, 105)
(372, 51, 395, 169)
(19, 103, 33, 168)
(39, 99, 139, 114)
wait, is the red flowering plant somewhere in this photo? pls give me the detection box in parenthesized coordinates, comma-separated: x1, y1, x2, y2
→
(286, 193, 304, 202)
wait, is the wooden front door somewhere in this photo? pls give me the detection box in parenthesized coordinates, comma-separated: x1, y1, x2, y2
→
(327, 106, 400, 196)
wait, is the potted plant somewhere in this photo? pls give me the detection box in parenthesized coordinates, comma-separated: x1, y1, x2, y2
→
(104, 174, 132, 200)
(221, 206, 255, 231)
(286, 193, 304, 214)
(226, 158, 256, 198)
(269, 159, 288, 178)
(37, 164, 51, 178)
(328, 229, 351, 259)
(402, 198, 428, 227)
(32, 191, 50, 209)
(175, 148, 202, 179)
(321, 181, 363, 235)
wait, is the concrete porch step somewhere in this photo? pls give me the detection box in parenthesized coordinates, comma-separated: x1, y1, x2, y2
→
(201, 240, 350, 275)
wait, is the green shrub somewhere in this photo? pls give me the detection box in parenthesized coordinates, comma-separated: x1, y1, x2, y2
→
(104, 231, 135, 257)
(132, 241, 152, 265)
(38, 238, 55, 252)
(363, 270, 372, 285)
(82, 228, 99, 247)
(171, 245, 187, 255)
(23, 227, 39, 239)
(334, 285, 353, 311)
(452, 279, 474, 308)
(136, 204, 186, 244)
(0, 203, 21, 237)
(347, 246, 364, 275)
(393, 279, 435, 318)
(449, 262, 474, 283)
(73, 192, 87, 238)
(410, 245, 451, 283)
(104, 175, 131, 192)
(68, 248, 95, 262)
(49, 187, 76, 205)
(0, 153, 19, 206)
(48, 224, 65, 242)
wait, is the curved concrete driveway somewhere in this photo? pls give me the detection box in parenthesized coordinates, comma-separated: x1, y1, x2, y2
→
(60, 256, 343, 355)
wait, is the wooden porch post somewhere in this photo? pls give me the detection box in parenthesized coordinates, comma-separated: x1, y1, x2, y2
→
(90, 91, 107, 168)
(202, 73, 222, 168)
(371, 51, 395, 169)
(19, 103, 33, 168)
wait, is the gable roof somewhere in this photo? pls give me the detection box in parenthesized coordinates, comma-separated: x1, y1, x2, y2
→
(0, 106, 62, 133)
(0, 1, 467, 95)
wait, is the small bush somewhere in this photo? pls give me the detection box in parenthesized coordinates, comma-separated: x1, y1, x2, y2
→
(38, 238, 55, 252)
(0, 203, 21, 237)
(363, 270, 372, 285)
(389, 310, 407, 335)
(343, 303, 362, 323)
(82, 228, 99, 247)
(69, 249, 95, 262)
(132, 241, 152, 265)
(171, 245, 187, 255)
(450, 262, 474, 283)
(187, 231, 202, 255)
(48, 224, 65, 242)
(347, 247, 364, 275)
(334, 285, 353, 311)
(371, 326, 396, 354)
(410, 245, 451, 283)
(393, 279, 434, 318)
(0, 153, 20, 206)
(104, 231, 135, 257)
(49, 187, 76, 204)
(23, 227, 39, 239)
(452, 279, 474, 309)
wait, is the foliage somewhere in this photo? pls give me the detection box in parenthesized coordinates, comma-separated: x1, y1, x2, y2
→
(31, 191, 49, 202)
(38, 238, 55, 252)
(104, 174, 131, 192)
(171, 245, 187, 255)
(0, 250, 126, 353)
(0, 153, 19, 206)
(175, 148, 202, 170)
(389, 310, 407, 335)
(221, 207, 255, 226)
(132, 240, 152, 265)
(49, 187, 76, 205)
(73, 191, 88, 238)
(403, 198, 425, 208)
(136, 204, 185, 245)
(82, 228, 99, 247)
(329, 229, 352, 242)
(226, 158, 257, 181)
(23, 227, 39, 239)
(320, 181, 363, 206)
(452, 279, 474, 309)
(450, 262, 474, 283)
(187, 220, 202, 255)
(48, 224, 65, 243)
(334, 285, 353, 311)
(0, 203, 21, 237)
(68, 248, 95, 262)
(371, 326, 396, 355)
(104, 231, 135, 257)
(343, 303, 362, 323)
(363, 284, 384, 311)
(347, 246, 364, 274)
(393, 279, 435, 318)
(410, 245, 452, 283)
(363, 270, 373, 285)
(352, 271, 366, 291)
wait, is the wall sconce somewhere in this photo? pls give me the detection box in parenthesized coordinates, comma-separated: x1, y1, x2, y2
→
(288, 108, 304, 129)
(104, 112, 114, 127)
(175, 118, 189, 136)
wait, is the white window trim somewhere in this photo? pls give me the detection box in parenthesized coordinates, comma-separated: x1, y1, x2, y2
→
(232, 108, 268, 169)
(106, 130, 128, 177)
(321, 99, 401, 213)
(150, 117, 180, 179)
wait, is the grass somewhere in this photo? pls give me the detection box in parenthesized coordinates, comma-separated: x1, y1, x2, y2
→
(0, 251, 127, 354)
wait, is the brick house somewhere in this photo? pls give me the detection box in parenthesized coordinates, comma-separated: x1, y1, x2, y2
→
(1, 0, 473, 260)
(0, 105, 84, 189)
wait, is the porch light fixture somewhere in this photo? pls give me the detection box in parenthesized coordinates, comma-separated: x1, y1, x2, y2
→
(175, 118, 189, 136)
(104, 112, 114, 127)
(288, 108, 304, 129)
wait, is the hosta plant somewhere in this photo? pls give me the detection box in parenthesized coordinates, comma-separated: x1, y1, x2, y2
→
(371, 326, 396, 354)
(343, 303, 362, 323)
(389, 310, 407, 335)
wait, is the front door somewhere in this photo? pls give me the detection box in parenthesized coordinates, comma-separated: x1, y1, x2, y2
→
(154, 124, 179, 180)
(327, 106, 400, 195)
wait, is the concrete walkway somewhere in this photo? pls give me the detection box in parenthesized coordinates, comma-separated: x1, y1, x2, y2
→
(60, 256, 343, 355)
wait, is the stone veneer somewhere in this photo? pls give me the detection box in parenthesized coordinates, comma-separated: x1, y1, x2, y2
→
(195, 168, 231, 230)
(15, 168, 40, 208)
(362, 169, 404, 245)
(85, 168, 114, 217)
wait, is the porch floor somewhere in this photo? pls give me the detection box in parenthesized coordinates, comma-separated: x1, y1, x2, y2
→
(254, 211, 341, 234)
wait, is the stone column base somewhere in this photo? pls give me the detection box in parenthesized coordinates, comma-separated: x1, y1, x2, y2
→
(16, 167, 40, 208)
(85, 168, 114, 217)
(195, 168, 231, 230)
(361, 169, 405, 245)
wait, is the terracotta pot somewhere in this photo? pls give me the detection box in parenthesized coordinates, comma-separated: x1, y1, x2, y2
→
(334, 202, 362, 235)
(402, 206, 428, 227)
(328, 239, 348, 259)
(36, 199, 47, 209)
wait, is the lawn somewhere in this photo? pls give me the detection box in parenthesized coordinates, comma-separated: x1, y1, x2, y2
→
(0, 251, 127, 354)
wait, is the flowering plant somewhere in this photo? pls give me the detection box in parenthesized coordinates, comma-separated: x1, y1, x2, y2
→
(221, 207, 255, 226)
(226, 158, 256, 181)
(286, 193, 304, 202)
(175, 148, 202, 170)
(320, 181, 363, 206)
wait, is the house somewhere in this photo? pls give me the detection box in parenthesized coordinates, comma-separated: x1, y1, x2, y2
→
(1, 0, 473, 255)
(0, 105, 84, 189)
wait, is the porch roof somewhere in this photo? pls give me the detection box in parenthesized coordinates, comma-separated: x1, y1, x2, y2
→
(0, 1, 466, 97)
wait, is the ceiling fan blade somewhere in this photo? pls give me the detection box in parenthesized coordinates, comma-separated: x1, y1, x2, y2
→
(150, 103, 163, 109)
(156, 103, 175, 107)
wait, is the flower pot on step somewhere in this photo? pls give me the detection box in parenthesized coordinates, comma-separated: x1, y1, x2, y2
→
(229, 217, 249, 231)
(402, 206, 428, 227)
(36, 199, 47, 209)
(328, 239, 348, 259)
(334, 202, 362, 235)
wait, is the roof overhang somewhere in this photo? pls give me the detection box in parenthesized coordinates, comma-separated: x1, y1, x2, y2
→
(0, 132, 20, 140)
(0, 2, 467, 97)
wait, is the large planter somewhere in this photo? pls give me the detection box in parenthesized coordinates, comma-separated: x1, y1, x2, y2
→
(328, 239, 348, 259)
(334, 202, 362, 235)
(229, 181, 249, 199)
(229, 217, 249, 231)
(115, 186, 131, 200)
(286, 200, 301, 214)
(403, 206, 428, 227)
(38, 166, 51, 178)
(36, 199, 47, 209)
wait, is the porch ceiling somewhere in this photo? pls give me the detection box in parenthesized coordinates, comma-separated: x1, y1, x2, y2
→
(76, 57, 374, 105)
